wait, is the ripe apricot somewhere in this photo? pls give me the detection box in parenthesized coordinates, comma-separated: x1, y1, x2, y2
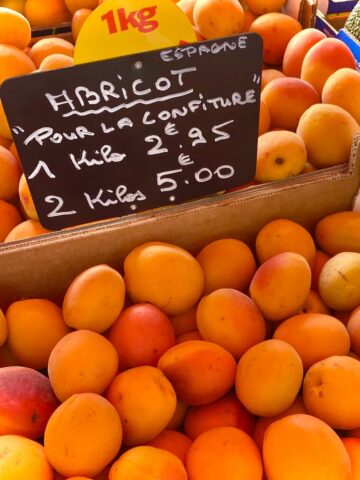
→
(0, 7, 31, 49)
(193, 0, 244, 40)
(250, 252, 311, 321)
(246, 0, 285, 15)
(255, 130, 307, 182)
(241, 9, 256, 31)
(0, 135, 11, 149)
(301, 38, 356, 95)
(146, 429, 192, 464)
(0, 309, 7, 346)
(261, 69, 285, 90)
(0, 101, 12, 139)
(170, 307, 197, 336)
(63, 264, 125, 332)
(65, 0, 97, 13)
(263, 414, 351, 480)
(72, 8, 92, 41)
(342, 438, 360, 480)
(283, 28, 326, 77)
(29, 38, 74, 68)
(311, 249, 331, 291)
(184, 392, 254, 439)
(304, 356, 360, 429)
(256, 218, 316, 265)
(44, 393, 122, 478)
(300, 290, 331, 314)
(39, 53, 74, 71)
(124, 242, 204, 315)
(319, 252, 360, 311)
(176, 330, 202, 343)
(259, 99, 270, 135)
(273, 313, 350, 370)
(0, 0, 26, 14)
(250, 13, 302, 65)
(262, 77, 320, 131)
(6, 299, 70, 369)
(315, 211, 360, 255)
(196, 238, 256, 294)
(18, 174, 38, 220)
(4, 219, 50, 242)
(253, 396, 307, 451)
(177, 0, 195, 24)
(297, 104, 360, 168)
(236, 339, 303, 416)
(48, 330, 118, 402)
(347, 307, 360, 355)
(0, 145, 21, 201)
(109, 446, 188, 480)
(186, 426, 263, 480)
(107, 366, 176, 446)
(0, 199, 21, 242)
(24, 0, 71, 27)
(108, 303, 175, 370)
(196, 288, 266, 359)
(158, 340, 236, 405)
(0, 435, 53, 480)
(0, 44, 35, 85)
(167, 400, 189, 430)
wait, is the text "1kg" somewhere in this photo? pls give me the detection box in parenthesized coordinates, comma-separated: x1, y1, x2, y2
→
(101, 7, 159, 34)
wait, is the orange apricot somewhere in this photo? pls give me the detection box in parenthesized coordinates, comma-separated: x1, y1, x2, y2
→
(256, 218, 316, 265)
(193, 0, 244, 40)
(158, 340, 236, 405)
(273, 313, 350, 370)
(300, 290, 331, 315)
(39, 53, 74, 71)
(184, 392, 255, 440)
(259, 98, 270, 135)
(0, 101, 12, 139)
(0, 145, 22, 200)
(196, 238, 256, 293)
(44, 393, 122, 478)
(18, 173, 38, 220)
(72, 8, 92, 41)
(250, 13, 302, 65)
(6, 299, 70, 369)
(0, 199, 21, 242)
(196, 288, 266, 359)
(261, 69, 285, 90)
(107, 366, 176, 446)
(0, 44, 35, 85)
(170, 307, 197, 336)
(64, 0, 97, 13)
(249, 252, 311, 321)
(283, 28, 326, 77)
(0, 135, 11, 149)
(315, 211, 360, 255)
(263, 414, 351, 480)
(246, 0, 286, 15)
(167, 400, 189, 430)
(347, 307, 360, 355)
(48, 330, 118, 402)
(124, 242, 204, 315)
(24, 0, 71, 27)
(29, 38, 74, 68)
(0, 309, 7, 346)
(176, 330, 203, 343)
(311, 249, 331, 291)
(146, 429, 192, 464)
(241, 9, 256, 31)
(0, 7, 31, 49)
(342, 438, 360, 480)
(4, 219, 50, 242)
(236, 339, 303, 416)
(304, 356, 360, 429)
(186, 426, 263, 480)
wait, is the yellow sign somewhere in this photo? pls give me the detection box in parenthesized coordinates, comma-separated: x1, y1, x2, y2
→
(74, 0, 197, 65)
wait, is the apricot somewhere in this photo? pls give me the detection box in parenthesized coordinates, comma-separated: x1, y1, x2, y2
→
(250, 252, 311, 321)
(177, 0, 195, 24)
(246, 0, 285, 15)
(29, 37, 74, 68)
(304, 356, 360, 429)
(261, 69, 285, 90)
(184, 392, 254, 440)
(300, 290, 331, 314)
(193, 0, 244, 40)
(196, 288, 266, 359)
(263, 414, 351, 480)
(24, 0, 71, 27)
(0, 145, 21, 201)
(107, 366, 176, 446)
(167, 400, 189, 430)
(0, 7, 31, 49)
(108, 303, 175, 370)
(72, 8, 92, 41)
(0, 44, 35, 85)
(253, 396, 307, 451)
(0, 199, 21, 242)
(170, 307, 197, 336)
(301, 38, 356, 95)
(18, 173, 38, 220)
(0, 100, 12, 139)
(259, 99, 270, 135)
(250, 13, 302, 65)
(342, 438, 360, 480)
(196, 238, 256, 294)
(0, 309, 7, 345)
(0, 366, 58, 439)
(146, 430, 192, 464)
(315, 211, 360, 255)
(0, 435, 54, 480)
(4, 219, 50, 242)
(236, 339, 303, 416)
(45, 393, 122, 478)
(273, 313, 350, 370)
(311, 249, 331, 291)
(319, 252, 360, 311)
(241, 9, 256, 31)
(283, 28, 326, 77)
(347, 307, 360, 355)
(255, 130, 307, 182)
(6, 298, 70, 369)
(256, 218, 316, 265)
(0, 135, 11, 149)
(64, 0, 97, 13)
(176, 330, 203, 343)
(186, 426, 263, 480)
(63, 264, 125, 332)
(109, 446, 188, 480)
(261, 77, 320, 131)
(39, 53, 74, 71)
(158, 340, 236, 405)
(124, 242, 204, 315)
(48, 330, 118, 402)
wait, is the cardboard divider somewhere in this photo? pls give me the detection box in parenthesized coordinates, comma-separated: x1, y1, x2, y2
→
(0, 138, 360, 309)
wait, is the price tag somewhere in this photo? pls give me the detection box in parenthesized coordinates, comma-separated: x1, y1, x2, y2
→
(1, 34, 263, 230)
(74, 0, 197, 64)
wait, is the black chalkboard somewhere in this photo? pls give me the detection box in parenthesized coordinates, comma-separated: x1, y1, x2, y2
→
(1, 34, 262, 230)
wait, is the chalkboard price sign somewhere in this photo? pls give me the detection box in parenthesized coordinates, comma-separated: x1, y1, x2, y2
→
(1, 34, 262, 230)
